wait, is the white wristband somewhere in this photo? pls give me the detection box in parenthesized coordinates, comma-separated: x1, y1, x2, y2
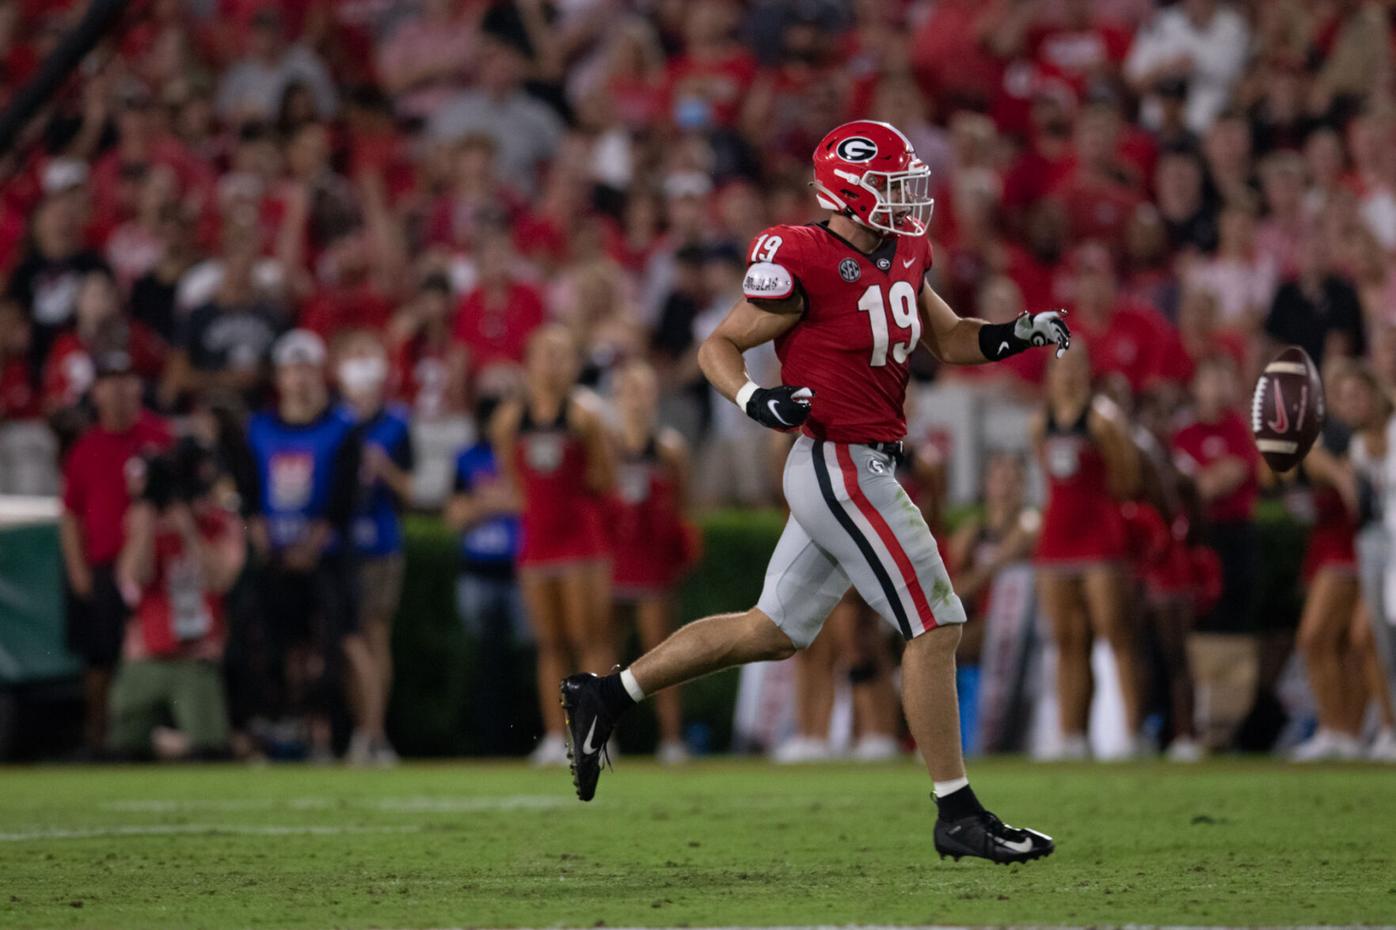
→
(734, 381, 760, 410)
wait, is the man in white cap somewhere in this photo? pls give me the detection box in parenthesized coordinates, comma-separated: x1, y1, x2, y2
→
(245, 330, 387, 763)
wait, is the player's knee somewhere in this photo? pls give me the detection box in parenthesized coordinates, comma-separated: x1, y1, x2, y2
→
(742, 609, 797, 661)
(906, 622, 960, 660)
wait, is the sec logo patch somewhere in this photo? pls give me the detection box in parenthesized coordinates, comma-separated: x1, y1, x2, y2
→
(839, 258, 861, 282)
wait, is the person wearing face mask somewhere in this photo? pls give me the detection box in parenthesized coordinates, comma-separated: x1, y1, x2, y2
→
(246, 330, 382, 765)
(334, 329, 413, 766)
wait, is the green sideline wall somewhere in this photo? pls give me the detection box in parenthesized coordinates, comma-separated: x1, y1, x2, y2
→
(389, 504, 1308, 757)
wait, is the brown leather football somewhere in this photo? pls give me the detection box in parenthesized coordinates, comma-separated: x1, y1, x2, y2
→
(1251, 345, 1325, 473)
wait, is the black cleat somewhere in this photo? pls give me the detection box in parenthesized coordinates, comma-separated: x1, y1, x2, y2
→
(934, 810, 1055, 864)
(560, 674, 619, 802)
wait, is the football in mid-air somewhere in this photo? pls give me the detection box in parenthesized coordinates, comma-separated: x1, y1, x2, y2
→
(1251, 345, 1325, 473)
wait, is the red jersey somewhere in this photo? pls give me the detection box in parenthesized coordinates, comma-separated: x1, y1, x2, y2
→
(125, 506, 235, 662)
(62, 412, 172, 565)
(752, 222, 933, 443)
(609, 436, 693, 593)
(452, 280, 545, 371)
(514, 399, 609, 567)
(1035, 403, 1128, 563)
(1171, 412, 1258, 524)
(1076, 303, 1174, 395)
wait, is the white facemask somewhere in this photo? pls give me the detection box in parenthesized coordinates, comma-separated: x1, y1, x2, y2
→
(337, 355, 387, 397)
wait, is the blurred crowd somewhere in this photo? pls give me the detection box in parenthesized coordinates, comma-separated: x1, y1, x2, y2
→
(4, 0, 1396, 762)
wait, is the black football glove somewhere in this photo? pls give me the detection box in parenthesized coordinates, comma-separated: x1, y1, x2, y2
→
(980, 309, 1071, 361)
(744, 385, 814, 431)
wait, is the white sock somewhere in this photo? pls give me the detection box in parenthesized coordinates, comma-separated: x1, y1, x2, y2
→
(620, 668, 646, 703)
(933, 776, 969, 797)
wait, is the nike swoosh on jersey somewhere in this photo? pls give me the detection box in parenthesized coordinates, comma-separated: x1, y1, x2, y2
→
(768, 399, 793, 426)
(902, 257, 916, 268)
(581, 719, 599, 755)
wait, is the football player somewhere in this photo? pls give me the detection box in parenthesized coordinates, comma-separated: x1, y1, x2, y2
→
(562, 121, 1068, 863)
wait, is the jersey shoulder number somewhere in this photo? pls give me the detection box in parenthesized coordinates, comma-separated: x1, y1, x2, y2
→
(744, 225, 816, 304)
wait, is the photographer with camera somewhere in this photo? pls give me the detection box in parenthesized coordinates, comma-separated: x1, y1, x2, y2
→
(109, 439, 245, 759)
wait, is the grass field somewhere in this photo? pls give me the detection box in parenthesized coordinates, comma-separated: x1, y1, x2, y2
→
(1, 758, 1393, 929)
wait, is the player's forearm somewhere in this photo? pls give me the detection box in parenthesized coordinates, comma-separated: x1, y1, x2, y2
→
(697, 333, 754, 404)
(936, 318, 998, 366)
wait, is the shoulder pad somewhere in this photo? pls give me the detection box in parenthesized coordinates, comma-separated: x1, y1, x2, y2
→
(743, 261, 795, 301)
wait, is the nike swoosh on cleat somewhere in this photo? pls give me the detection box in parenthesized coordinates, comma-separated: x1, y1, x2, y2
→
(581, 719, 599, 755)
(996, 836, 1034, 854)
(767, 399, 793, 426)
(998, 341, 1011, 356)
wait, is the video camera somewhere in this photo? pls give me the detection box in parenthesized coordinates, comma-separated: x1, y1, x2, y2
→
(140, 437, 220, 509)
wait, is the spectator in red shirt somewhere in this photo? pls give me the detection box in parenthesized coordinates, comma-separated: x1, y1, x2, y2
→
(1023, 0, 1133, 94)
(1119, 203, 1178, 318)
(387, 272, 466, 418)
(910, 0, 1006, 111)
(1068, 241, 1175, 399)
(59, 350, 172, 754)
(1048, 100, 1146, 243)
(589, 17, 668, 134)
(298, 231, 398, 338)
(42, 269, 165, 415)
(451, 225, 545, 377)
(664, 0, 758, 131)
(422, 134, 523, 255)
(88, 85, 213, 246)
(1171, 352, 1260, 749)
(110, 441, 245, 759)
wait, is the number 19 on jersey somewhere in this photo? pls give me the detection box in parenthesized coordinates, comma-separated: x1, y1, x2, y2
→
(857, 281, 921, 367)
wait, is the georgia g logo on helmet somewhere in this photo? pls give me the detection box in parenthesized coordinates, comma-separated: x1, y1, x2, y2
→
(812, 120, 935, 237)
(834, 136, 878, 162)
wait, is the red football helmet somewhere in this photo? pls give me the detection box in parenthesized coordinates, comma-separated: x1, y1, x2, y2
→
(812, 120, 933, 237)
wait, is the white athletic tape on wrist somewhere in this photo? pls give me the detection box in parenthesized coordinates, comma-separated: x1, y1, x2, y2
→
(735, 381, 760, 410)
(620, 668, 646, 703)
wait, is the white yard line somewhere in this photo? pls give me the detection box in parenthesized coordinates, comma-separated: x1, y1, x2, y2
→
(0, 823, 424, 842)
(102, 794, 568, 813)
